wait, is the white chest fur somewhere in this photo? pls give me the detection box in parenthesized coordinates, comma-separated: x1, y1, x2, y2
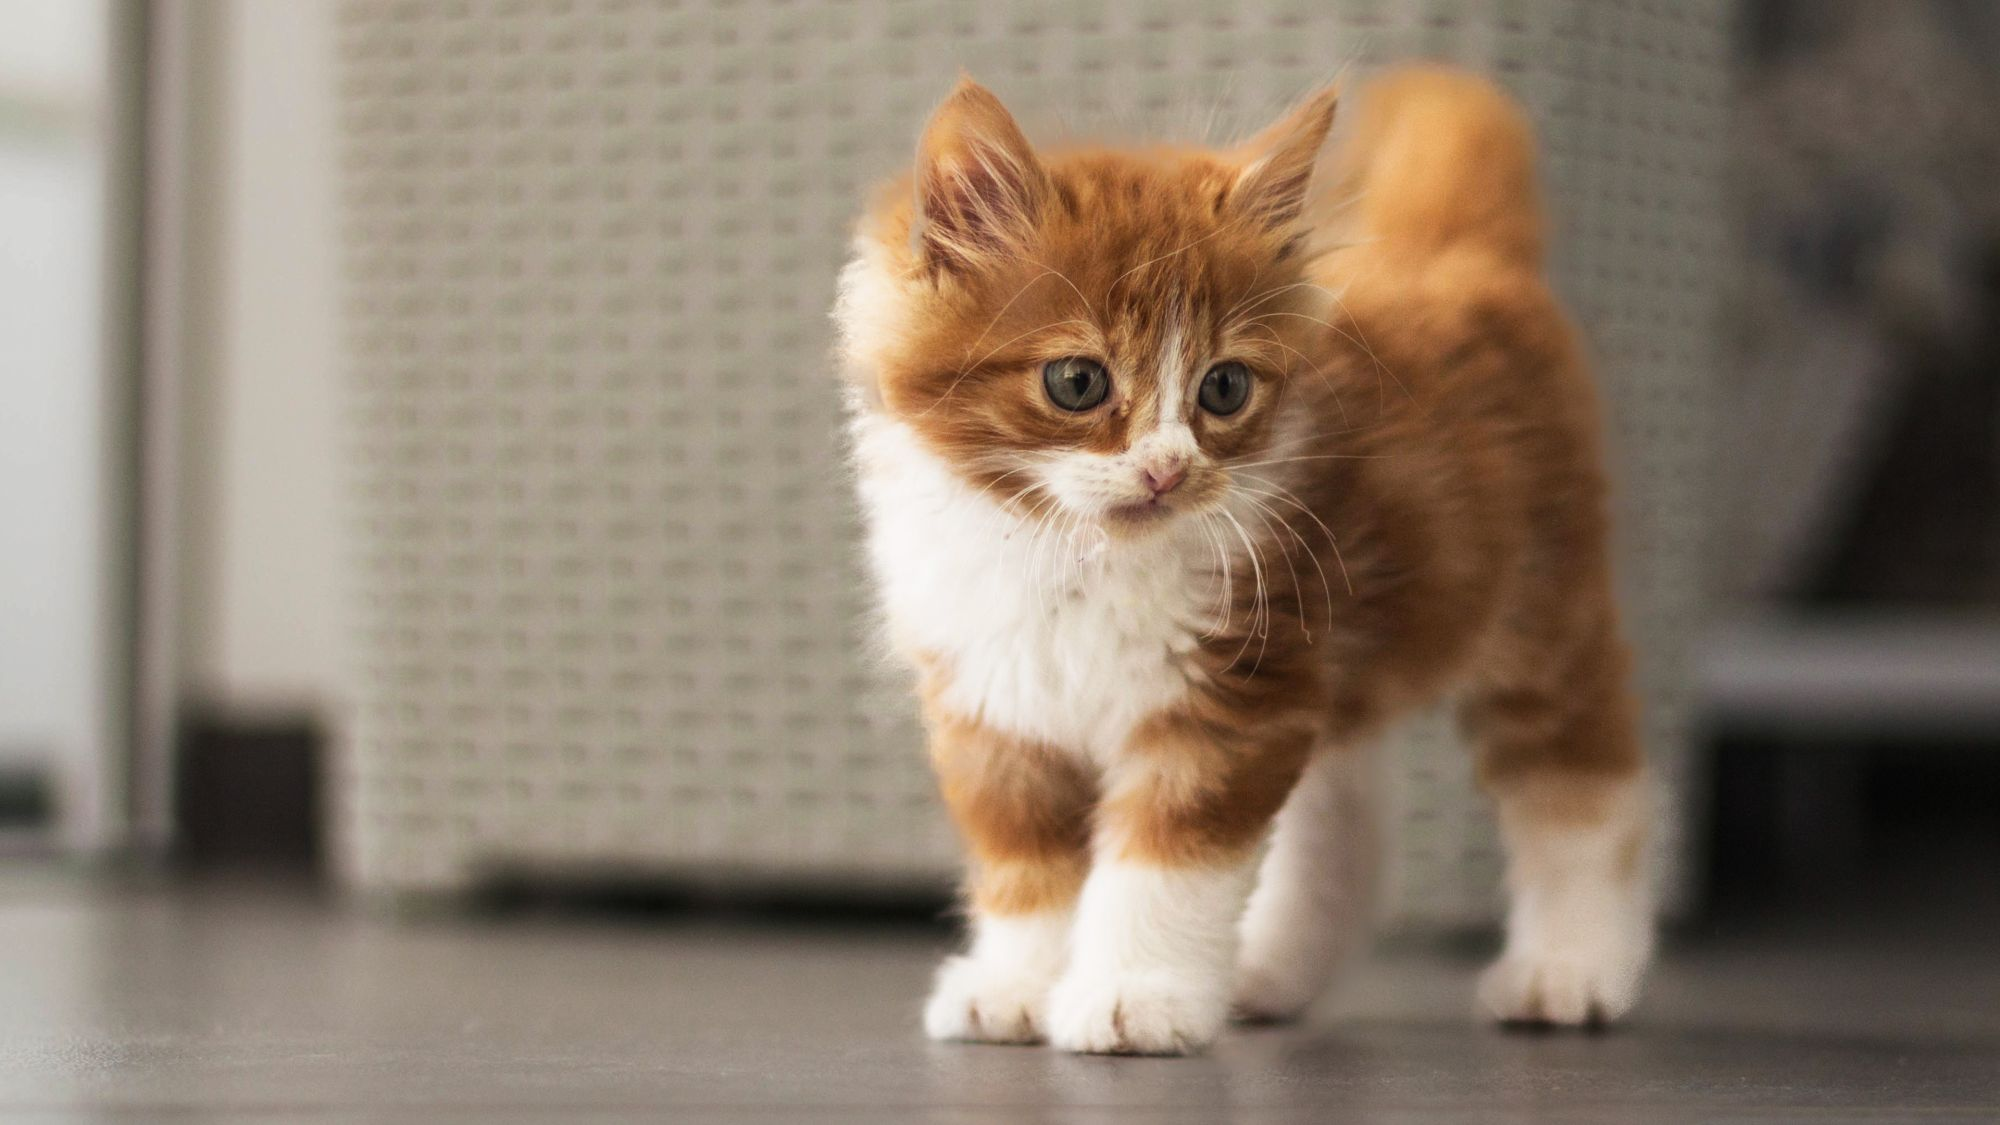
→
(851, 414, 1213, 759)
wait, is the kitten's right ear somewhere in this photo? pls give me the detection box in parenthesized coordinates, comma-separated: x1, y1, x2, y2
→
(912, 78, 1048, 273)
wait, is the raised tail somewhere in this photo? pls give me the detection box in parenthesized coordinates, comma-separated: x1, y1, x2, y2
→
(1320, 65, 1545, 268)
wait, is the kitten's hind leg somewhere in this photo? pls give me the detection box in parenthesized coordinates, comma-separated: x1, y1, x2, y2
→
(1464, 622, 1654, 1028)
(1231, 741, 1384, 1023)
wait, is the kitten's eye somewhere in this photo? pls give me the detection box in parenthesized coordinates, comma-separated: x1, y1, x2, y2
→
(1198, 362, 1252, 416)
(1042, 357, 1110, 412)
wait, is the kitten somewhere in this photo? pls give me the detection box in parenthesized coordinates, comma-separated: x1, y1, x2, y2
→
(835, 66, 1653, 1055)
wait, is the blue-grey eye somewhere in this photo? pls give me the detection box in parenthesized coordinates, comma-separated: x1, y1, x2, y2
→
(1043, 357, 1110, 411)
(1199, 362, 1252, 416)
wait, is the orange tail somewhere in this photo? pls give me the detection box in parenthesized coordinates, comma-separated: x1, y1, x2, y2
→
(1322, 65, 1545, 268)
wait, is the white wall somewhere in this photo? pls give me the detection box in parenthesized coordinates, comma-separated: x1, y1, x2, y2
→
(0, 146, 105, 760)
(0, 0, 103, 91)
(182, 0, 347, 718)
(0, 0, 115, 843)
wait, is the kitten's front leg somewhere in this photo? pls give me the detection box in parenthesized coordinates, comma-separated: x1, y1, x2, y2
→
(922, 710, 1094, 1045)
(1047, 710, 1311, 1056)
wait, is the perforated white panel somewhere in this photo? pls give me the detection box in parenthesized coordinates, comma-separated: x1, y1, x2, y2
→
(332, 0, 1726, 926)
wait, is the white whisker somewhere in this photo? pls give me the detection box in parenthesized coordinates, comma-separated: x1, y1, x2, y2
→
(1217, 507, 1271, 674)
(1235, 475, 1354, 597)
(1235, 490, 1333, 640)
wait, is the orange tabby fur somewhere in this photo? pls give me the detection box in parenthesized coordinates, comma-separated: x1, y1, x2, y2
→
(841, 65, 1652, 1052)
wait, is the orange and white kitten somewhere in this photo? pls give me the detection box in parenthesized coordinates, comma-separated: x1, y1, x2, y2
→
(836, 66, 1653, 1055)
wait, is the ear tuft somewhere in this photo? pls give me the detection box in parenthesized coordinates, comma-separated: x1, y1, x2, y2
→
(1229, 85, 1339, 231)
(913, 78, 1048, 272)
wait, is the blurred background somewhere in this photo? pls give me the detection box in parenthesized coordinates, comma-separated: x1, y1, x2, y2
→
(5, 0, 2000, 1116)
(1, 0, 1996, 968)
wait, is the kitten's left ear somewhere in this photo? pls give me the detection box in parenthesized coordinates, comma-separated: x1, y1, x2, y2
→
(1228, 85, 1340, 230)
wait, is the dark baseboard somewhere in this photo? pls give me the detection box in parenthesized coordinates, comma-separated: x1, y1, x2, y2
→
(0, 762, 53, 831)
(175, 711, 323, 871)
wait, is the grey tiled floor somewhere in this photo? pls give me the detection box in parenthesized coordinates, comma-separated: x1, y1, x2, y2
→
(0, 869, 1995, 1122)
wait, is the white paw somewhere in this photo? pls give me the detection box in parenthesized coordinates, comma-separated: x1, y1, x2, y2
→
(1046, 971, 1227, 1055)
(1477, 929, 1651, 1027)
(922, 954, 1052, 1045)
(1229, 960, 1317, 1024)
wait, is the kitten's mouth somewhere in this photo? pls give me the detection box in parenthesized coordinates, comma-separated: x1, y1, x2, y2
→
(1104, 498, 1175, 527)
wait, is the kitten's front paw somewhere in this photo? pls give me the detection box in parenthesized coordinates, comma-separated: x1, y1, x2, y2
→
(1477, 926, 1651, 1028)
(1045, 971, 1226, 1055)
(922, 954, 1051, 1044)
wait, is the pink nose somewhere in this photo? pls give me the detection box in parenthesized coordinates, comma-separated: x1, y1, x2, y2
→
(1143, 464, 1187, 495)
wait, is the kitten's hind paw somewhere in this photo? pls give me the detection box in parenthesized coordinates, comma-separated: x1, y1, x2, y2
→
(1477, 945, 1645, 1029)
(1228, 962, 1317, 1025)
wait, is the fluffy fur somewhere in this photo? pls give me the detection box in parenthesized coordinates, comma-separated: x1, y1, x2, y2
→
(836, 65, 1653, 1055)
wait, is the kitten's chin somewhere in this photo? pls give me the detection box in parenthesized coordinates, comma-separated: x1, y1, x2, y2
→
(1100, 499, 1184, 539)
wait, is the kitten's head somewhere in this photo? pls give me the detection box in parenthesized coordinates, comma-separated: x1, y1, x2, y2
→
(838, 78, 1341, 540)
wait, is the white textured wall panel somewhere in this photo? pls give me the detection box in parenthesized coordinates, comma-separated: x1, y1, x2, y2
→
(331, 0, 1726, 926)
